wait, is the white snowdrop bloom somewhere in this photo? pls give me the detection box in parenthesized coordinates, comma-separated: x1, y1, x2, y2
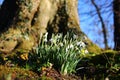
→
(57, 34, 62, 38)
(70, 44, 74, 48)
(84, 49, 89, 54)
(75, 47, 79, 50)
(73, 34, 78, 39)
(43, 32, 48, 42)
(66, 44, 74, 52)
(49, 38, 56, 44)
(59, 42, 63, 47)
(77, 41, 86, 48)
(66, 47, 68, 52)
(49, 38, 53, 42)
(68, 44, 74, 49)
(105, 77, 109, 80)
(44, 32, 48, 38)
(76, 42, 80, 46)
(44, 38, 47, 42)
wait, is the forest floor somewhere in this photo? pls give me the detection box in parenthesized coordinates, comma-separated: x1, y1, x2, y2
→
(0, 50, 120, 80)
(0, 65, 80, 80)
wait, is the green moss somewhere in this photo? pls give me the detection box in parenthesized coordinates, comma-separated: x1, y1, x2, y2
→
(40, 76, 53, 80)
(0, 65, 39, 80)
(86, 43, 101, 54)
(102, 50, 118, 54)
(77, 50, 120, 79)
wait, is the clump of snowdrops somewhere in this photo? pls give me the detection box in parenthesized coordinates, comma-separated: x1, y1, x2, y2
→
(28, 32, 89, 75)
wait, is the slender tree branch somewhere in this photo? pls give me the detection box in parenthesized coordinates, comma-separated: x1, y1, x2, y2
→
(91, 0, 108, 49)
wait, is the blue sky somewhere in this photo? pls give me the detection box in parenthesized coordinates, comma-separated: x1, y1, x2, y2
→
(0, 0, 114, 48)
(0, 0, 2, 4)
(78, 0, 114, 48)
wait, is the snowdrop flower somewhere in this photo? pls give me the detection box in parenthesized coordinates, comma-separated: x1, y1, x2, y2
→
(44, 33, 48, 42)
(73, 34, 78, 39)
(75, 47, 79, 50)
(49, 38, 53, 42)
(68, 44, 74, 49)
(59, 42, 63, 47)
(44, 38, 47, 42)
(44, 32, 48, 38)
(41, 33, 48, 42)
(66, 44, 74, 52)
(43, 37, 47, 42)
(76, 41, 86, 48)
(57, 33, 62, 39)
(84, 49, 89, 54)
(49, 38, 57, 44)
(66, 48, 68, 52)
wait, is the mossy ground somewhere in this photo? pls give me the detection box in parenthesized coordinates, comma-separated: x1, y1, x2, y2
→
(76, 50, 120, 80)
(0, 65, 81, 80)
(0, 65, 39, 80)
(0, 50, 119, 80)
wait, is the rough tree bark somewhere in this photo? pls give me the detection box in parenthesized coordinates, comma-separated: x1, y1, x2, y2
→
(113, 0, 120, 50)
(0, 0, 100, 60)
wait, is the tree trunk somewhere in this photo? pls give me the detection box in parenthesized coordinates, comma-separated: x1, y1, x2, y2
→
(91, 0, 108, 49)
(0, 0, 101, 59)
(113, 0, 120, 50)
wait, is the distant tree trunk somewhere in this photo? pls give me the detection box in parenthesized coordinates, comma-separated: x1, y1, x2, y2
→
(91, 0, 108, 49)
(0, 0, 101, 59)
(113, 0, 120, 50)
